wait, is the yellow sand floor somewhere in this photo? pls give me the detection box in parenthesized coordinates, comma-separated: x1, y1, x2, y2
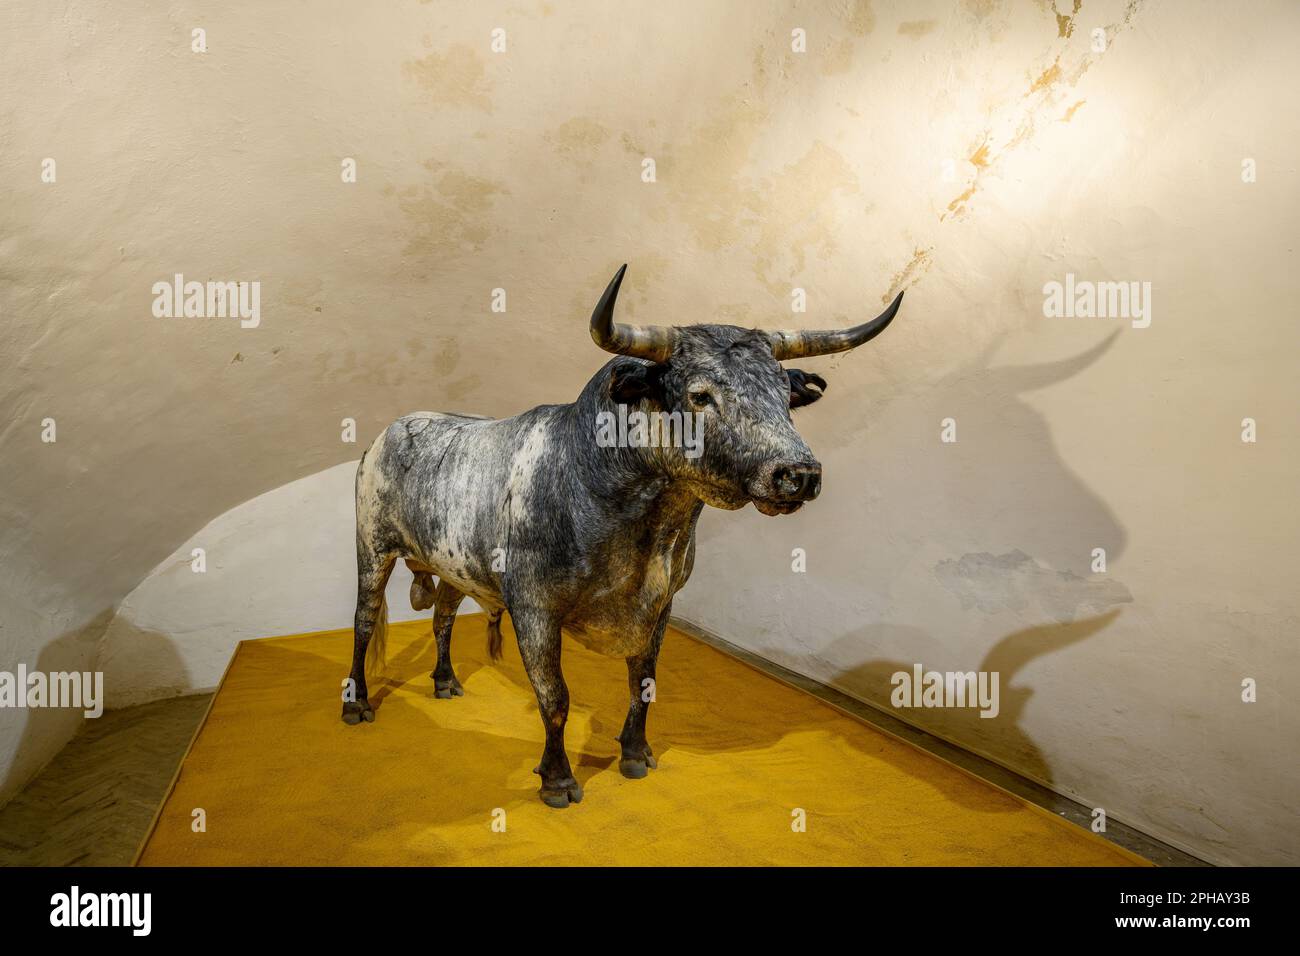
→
(136, 616, 1146, 866)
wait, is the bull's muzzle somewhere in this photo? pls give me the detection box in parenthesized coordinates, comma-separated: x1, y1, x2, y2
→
(750, 459, 822, 514)
(772, 461, 822, 501)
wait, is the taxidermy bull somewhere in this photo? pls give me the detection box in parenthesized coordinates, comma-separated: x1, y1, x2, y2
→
(344, 264, 904, 807)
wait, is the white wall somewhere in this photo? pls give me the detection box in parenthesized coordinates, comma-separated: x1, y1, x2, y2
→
(98, 462, 477, 708)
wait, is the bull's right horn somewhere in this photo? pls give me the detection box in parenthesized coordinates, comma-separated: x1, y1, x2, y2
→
(590, 264, 677, 363)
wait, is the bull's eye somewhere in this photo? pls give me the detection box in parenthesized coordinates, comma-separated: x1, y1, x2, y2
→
(688, 390, 713, 409)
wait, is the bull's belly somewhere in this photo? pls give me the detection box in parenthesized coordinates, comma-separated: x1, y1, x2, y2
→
(404, 553, 503, 613)
(562, 618, 656, 658)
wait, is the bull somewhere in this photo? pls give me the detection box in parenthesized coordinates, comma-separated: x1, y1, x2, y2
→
(344, 264, 904, 807)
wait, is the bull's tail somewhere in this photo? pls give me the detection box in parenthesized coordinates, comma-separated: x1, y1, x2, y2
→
(365, 592, 389, 678)
(486, 608, 504, 662)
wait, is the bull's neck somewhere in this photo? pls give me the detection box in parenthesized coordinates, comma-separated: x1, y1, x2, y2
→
(561, 382, 703, 533)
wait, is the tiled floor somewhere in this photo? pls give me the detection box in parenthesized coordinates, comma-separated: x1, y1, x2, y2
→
(0, 694, 211, 866)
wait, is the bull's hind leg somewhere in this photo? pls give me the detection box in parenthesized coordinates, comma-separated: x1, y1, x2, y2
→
(513, 608, 582, 808)
(485, 608, 504, 661)
(618, 609, 668, 778)
(342, 552, 395, 725)
(430, 580, 466, 698)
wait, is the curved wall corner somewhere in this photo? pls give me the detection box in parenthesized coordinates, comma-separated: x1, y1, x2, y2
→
(97, 461, 478, 709)
(0, 592, 109, 807)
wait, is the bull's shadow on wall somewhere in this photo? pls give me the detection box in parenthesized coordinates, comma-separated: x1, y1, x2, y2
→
(818, 610, 1121, 798)
(754, 331, 1133, 795)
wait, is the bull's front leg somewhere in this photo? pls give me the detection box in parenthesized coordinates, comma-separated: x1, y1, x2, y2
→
(512, 607, 583, 808)
(618, 608, 667, 778)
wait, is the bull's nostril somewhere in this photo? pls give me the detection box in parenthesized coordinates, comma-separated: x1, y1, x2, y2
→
(774, 467, 800, 497)
(794, 470, 814, 500)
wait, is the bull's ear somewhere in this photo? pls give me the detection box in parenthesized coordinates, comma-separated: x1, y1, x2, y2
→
(787, 368, 827, 408)
(610, 361, 667, 405)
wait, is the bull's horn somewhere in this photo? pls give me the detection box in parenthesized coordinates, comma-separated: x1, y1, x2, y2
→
(590, 264, 676, 362)
(767, 290, 905, 360)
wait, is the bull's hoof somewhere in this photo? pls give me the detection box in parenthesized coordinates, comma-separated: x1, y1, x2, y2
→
(341, 700, 374, 725)
(538, 778, 584, 808)
(619, 757, 653, 778)
(619, 744, 657, 779)
(432, 675, 464, 699)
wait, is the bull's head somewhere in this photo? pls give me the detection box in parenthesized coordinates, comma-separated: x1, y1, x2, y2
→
(590, 264, 904, 516)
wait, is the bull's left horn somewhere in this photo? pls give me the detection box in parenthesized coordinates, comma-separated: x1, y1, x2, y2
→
(590, 264, 677, 362)
(767, 290, 905, 360)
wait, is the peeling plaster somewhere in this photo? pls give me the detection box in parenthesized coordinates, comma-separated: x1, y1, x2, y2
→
(934, 550, 1133, 622)
(940, 0, 1144, 222)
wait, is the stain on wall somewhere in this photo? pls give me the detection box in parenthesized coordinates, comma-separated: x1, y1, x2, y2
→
(898, 20, 939, 38)
(403, 44, 495, 111)
(394, 161, 509, 267)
